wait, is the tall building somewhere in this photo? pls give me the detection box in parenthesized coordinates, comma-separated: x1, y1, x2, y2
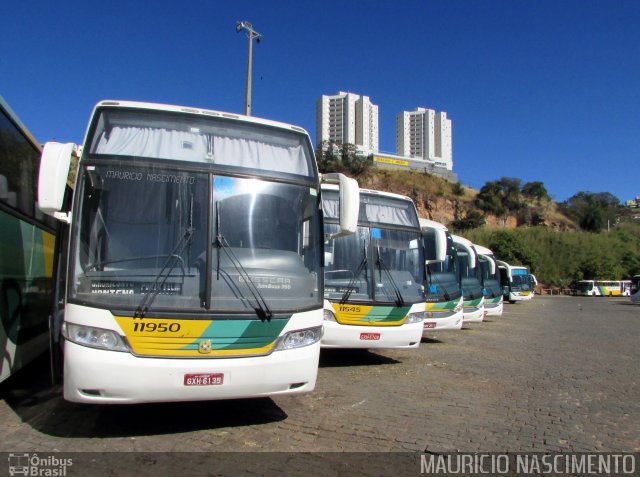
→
(396, 108, 453, 170)
(316, 92, 379, 155)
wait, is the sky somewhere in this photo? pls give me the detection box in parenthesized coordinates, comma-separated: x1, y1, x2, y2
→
(2, 0, 639, 202)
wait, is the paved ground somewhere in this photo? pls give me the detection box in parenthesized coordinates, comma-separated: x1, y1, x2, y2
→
(0, 296, 638, 458)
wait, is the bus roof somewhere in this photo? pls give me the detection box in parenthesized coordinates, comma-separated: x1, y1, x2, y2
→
(0, 95, 42, 153)
(92, 100, 311, 137)
(473, 244, 493, 256)
(451, 234, 472, 247)
(321, 184, 412, 202)
(419, 218, 448, 232)
(497, 260, 528, 272)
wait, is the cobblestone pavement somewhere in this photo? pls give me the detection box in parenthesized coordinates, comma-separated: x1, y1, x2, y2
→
(0, 296, 638, 454)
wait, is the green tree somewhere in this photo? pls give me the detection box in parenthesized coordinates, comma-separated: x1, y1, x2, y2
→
(521, 181, 550, 202)
(474, 177, 523, 225)
(316, 140, 341, 173)
(560, 191, 621, 233)
(475, 181, 506, 217)
(315, 140, 370, 178)
(450, 210, 486, 231)
(451, 181, 465, 196)
(486, 231, 537, 269)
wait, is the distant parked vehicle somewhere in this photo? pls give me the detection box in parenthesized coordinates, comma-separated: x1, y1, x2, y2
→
(576, 280, 632, 297)
(497, 261, 534, 304)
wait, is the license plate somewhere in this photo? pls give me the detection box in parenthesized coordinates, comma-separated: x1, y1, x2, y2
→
(184, 373, 224, 386)
(359, 332, 380, 340)
(424, 322, 436, 329)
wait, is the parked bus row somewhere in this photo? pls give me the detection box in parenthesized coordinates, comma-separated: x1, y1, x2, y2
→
(5, 99, 538, 404)
(12, 98, 632, 409)
(419, 219, 536, 333)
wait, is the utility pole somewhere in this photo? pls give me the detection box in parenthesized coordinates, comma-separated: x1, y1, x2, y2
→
(236, 21, 262, 116)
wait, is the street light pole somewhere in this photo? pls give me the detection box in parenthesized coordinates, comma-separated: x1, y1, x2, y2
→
(236, 21, 262, 116)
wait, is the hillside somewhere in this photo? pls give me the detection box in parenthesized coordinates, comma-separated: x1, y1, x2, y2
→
(358, 169, 577, 231)
(353, 169, 640, 287)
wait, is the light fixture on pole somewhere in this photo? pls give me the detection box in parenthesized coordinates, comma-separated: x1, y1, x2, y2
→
(236, 21, 262, 116)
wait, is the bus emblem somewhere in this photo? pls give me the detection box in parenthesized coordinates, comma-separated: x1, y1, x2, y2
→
(198, 340, 212, 354)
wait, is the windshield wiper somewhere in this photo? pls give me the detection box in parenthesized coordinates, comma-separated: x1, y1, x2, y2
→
(215, 202, 272, 322)
(426, 266, 451, 301)
(134, 194, 195, 317)
(339, 240, 368, 305)
(134, 226, 194, 318)
(375, 246, 405, 307)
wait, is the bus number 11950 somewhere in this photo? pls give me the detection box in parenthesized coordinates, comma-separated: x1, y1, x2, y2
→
(133, 322, 181, 333)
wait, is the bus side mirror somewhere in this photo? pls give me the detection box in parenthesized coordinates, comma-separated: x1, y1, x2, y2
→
(38, 142, 75, 222)
(487, 258, 496, 275)
(321, 173, 359, 238)
(434, 230, 448, 262)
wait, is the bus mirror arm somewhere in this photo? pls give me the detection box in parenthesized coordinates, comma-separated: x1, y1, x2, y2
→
(54, 212, 71, 223)
(425, 259, 444, 265)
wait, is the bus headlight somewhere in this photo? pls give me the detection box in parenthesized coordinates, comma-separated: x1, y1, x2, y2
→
(274, 326, 322, 350)
(63, 323, 129, 352)
(405, 311, 424, 324)
(323, 309, 337, 322)
(454, 300, 464, 313)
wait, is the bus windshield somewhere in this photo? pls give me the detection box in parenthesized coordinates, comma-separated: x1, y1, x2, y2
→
(479, 255, 501, 297)
(511, 269, 532, 291)
(457, 250, 483, 299)
(577, 281, 594, 293)
(423, 231, 461, 301)
(71, 164, 322, 313)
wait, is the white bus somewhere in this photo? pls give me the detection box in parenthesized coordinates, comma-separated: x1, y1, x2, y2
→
(497, 261, 534, 303)
(322, 187, 425, 348)
(451, 235, 484, 322)
(576, 280, 631, 297)
(37, 100, 359, 403)
(473, 244, 503, 317)
(0, 96, 57, 383)
(420, 219, 463, 332)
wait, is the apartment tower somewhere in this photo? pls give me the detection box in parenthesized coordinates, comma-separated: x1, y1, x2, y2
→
(316, 92, 379, 154)
(396, 108, 453, 170)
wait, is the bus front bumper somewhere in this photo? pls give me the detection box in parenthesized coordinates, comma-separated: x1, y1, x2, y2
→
(462, 306, 485, 323)
(484, 301, 504, 317)
(321, 321, 423, 349)
(422, 311, 463, 334)
(63, 341, 320, 404)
